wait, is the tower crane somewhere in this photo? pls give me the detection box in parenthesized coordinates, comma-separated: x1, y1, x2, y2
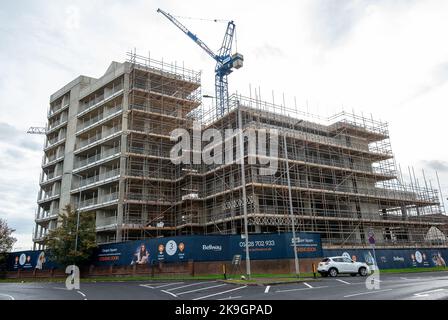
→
(157, 8, 243, 117)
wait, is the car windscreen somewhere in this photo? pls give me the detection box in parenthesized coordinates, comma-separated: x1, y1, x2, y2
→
(321, 258, 330, 262)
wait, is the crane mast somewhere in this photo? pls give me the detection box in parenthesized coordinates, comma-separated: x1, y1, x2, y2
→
(157, 8, 243, 117)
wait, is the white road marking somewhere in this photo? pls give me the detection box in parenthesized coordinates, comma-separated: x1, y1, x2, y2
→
(154, 282, 184, 289)
(177, 284, 227, 296)
(264, 286, 271, 293)
(161, 290, 178, 298)
(414, 288, 446, 297)
(166, 282, 216, 292)
(218, 296, 242, 300)
(343, 288, 393, 298)
(336, 279, 351, 285)
(193, 286, 247, 300)
(53, 286, 87, 299)
(0, 293, 15, 300)
(303, 282, 313, 288)
(276, 286, 329, 293)
(139, 284, 154, 289)
(77, 291, 86, 298)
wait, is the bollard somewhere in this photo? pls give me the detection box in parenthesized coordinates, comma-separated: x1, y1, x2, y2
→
(312, 263, 317, 279)
(223, 264, 227, 280)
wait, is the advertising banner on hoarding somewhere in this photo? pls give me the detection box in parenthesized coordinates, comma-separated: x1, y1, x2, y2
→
(230, 233, 323, 260)
(95, 235, 232, 266)
(323, 248, 448, 269)
(6, 250, 57, 271)
(94, 232, 322, 267)
(286, 233, 323, 258)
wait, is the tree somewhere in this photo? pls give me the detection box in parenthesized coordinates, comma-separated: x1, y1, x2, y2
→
(0, 219, 16, 274)
(44, 205, 97, 267)
(0, 218, 17, 253)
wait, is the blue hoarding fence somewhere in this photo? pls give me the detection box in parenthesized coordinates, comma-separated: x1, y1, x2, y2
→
(5, 232, 448, 271)
(5, 232, 322, 271)
(94, 232, 323, 267)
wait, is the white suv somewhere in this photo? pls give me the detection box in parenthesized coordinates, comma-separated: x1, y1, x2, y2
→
(318, 256, 370, 277)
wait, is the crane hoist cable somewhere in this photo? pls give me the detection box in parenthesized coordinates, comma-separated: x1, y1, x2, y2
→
(171, 14, 229, 23)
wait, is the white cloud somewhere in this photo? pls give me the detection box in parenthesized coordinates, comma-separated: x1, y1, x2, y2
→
(65, 5, 81, 31)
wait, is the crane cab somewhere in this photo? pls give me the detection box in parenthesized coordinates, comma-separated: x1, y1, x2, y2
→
(231, 53, 244, 69)
(221, 53, 244, 75)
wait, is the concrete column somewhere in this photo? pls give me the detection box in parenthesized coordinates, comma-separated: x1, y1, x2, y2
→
(58, 83, 83, 223)
(116, 72, 130, 242)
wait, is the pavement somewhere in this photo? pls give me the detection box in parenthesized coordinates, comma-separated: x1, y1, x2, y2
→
(1, 271, 448, 300)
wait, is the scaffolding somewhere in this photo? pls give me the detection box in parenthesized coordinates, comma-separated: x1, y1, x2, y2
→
(122, 51, 202, 241)
(195, 94, 447, 248)
(71, 51, 447, 249)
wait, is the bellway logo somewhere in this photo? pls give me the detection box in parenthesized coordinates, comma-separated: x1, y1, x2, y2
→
(202, 244, 222, 251)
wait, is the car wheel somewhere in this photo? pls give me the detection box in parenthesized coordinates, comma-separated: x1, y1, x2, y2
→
(350, 273, 357, 277)
(329, 268, 338, 277)
(359, 267, 367, 277)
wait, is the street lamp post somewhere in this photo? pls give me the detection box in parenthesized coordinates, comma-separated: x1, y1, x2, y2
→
(63, 172, 83, 253)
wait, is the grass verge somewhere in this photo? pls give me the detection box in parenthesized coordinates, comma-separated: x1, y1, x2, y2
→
(0, 267, 446, 284)
(378, 266, 447, 274)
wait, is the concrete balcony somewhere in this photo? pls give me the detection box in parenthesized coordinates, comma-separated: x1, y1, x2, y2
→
(78, 192, 119, 211)
(73, 146, 121, 171)
(32, 234, 46, 243)
(75, 126, 122, 153)
(76, 104, 123, 135)
(46, 117, 68, 134)
(35, 211, 59, 225)
(43, 137, 66, 152)
(37, 192, 61, 204)
(39, 174, 62, 187)
(78, 87, 124, 117)
(42, 154, 64, 169)
(48, 102, 69, 119)
(72, 169, 120, 192)
(96, 216, 117, 231)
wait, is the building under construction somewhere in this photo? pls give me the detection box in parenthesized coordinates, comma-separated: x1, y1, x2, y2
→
(33, 52, 448, 250)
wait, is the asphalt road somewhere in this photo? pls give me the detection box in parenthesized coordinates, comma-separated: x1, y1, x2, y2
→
(1, 271, 448, 300)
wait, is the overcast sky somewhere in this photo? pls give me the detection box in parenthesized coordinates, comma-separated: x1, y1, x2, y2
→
(1, 0, 448, 250)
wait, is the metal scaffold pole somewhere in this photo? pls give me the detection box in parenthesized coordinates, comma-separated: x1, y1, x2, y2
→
(237, 103, 251, 279)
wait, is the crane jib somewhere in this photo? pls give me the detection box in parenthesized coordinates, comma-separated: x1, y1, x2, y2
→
(187, 31, 198, 42)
